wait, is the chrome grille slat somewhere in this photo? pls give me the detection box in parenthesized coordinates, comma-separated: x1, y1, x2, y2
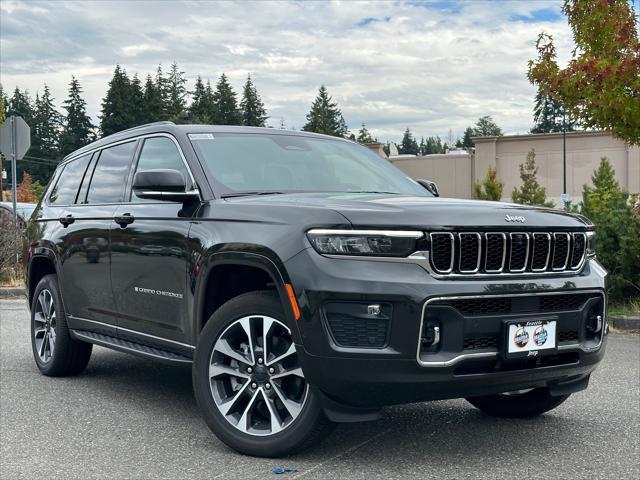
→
(428, 230, 587, 276)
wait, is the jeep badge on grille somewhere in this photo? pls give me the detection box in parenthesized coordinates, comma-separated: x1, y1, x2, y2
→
(505, 214, 526, 223)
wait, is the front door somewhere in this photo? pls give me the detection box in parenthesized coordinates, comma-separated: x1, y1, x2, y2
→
(110, 135, 197, 347)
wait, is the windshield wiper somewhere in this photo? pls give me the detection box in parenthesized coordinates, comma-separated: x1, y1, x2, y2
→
(221, 191, 286, 199)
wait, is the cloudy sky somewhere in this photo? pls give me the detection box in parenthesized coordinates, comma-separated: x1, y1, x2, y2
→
(0, 0, 575, 142)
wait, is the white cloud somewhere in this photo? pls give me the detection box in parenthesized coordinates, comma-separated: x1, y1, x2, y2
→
(0, 0, 573, 141)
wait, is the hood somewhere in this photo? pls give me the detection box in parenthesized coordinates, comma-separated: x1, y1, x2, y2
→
(223, 193, 592, 229)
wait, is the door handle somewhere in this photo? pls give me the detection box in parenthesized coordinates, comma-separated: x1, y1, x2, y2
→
(59, 214, 75, 227)
(114, 213, 135, 228)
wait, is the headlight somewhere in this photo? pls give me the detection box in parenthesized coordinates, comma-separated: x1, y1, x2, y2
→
(307, 229, 423, 257)
(586, 231, 596, 258)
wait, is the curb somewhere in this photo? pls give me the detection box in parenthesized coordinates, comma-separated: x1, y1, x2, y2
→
(0, 287, 25, 298)
(609, 315, 640, 332)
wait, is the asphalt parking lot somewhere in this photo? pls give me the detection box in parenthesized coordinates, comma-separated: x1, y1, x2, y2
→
(1, 298, 638, 479)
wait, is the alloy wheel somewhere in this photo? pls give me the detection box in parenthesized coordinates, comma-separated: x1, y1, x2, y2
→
(209, 315, 308, 436)
(34, 289, 56, 363)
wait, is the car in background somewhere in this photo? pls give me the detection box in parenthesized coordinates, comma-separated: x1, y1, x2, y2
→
(0, 202, 37, 227)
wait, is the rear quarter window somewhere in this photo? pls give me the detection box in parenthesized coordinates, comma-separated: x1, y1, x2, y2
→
(86, 141, 137, 204)
(48, 154, 92, 205)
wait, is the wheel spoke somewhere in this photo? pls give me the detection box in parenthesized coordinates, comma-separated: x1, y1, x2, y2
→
(46, 291, 54, 318)
(37, 293, 47, 317)
(270, 367, 304, 380)
(209, 363, 250, 379)
(262, 317, 274, 364)
(214, 339, 253, 366)
(39, 333, 48, 359)
(218, 381, 251, 416)
(271, 383, 303, 418)
(239, 317, 256, 364)
(261, 389, 284, 434)
(34, 312, 46, 325)
(237, 388, 261, 431)
(265, 343, 296, 366)
(48, 331, 55, 353)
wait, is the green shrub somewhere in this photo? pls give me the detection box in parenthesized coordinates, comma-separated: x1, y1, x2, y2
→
(511, 149, 555, 207)
(580, 158, 640, 301)
(473, 166, 503, 201)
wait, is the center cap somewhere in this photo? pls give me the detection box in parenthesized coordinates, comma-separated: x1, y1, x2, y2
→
(251, 365, 269, 384)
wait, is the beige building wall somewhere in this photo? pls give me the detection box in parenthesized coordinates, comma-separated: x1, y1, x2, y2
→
(389, 154, 472, 199)
(385, 131, 639, 205)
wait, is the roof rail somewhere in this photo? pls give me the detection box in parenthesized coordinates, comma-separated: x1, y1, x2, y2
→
(114, 121, 176, 135)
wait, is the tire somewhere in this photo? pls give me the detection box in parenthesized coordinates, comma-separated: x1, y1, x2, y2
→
(193, 290, 332, 457)
(30, 274, 93, 376)
(466, 387, 570, 418)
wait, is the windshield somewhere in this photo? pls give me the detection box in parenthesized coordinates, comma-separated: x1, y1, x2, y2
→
(189, 132, 428, 196)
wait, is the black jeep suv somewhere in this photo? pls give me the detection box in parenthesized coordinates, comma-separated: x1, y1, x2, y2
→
(25, 122, 607, 457)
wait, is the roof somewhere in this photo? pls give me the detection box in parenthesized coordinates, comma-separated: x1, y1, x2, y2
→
(64, 122, 353, 162)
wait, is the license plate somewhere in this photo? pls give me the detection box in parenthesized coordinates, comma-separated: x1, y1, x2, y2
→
(505, 320, 557, 358)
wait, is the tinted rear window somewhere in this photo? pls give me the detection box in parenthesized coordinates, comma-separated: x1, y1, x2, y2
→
(86, 141, 136, 204)
(48, 154, 92, 205)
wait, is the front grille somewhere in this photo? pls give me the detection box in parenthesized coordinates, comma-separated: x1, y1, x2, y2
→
(428, 231, 588, 275)
(432, 293, 596, 316)
(558, 330, 579, 343)
(463, 336, 498, 350)
(326, 316, 388, 348)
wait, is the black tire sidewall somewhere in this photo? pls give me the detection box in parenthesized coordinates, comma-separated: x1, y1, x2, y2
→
(192, 291, 325, 457)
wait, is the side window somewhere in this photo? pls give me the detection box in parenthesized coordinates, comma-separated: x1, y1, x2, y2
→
(86, 141, 136, 204)
(48, 154, 92, 205)
(131, 137, 189, 201)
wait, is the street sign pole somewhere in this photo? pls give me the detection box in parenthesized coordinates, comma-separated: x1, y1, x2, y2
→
(11, 116, 18, 224)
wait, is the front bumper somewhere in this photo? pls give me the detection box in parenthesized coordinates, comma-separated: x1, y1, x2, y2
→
(285, 248, 608, 408)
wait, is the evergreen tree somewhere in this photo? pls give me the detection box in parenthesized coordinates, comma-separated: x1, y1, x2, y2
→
(462, 126, 474, 148)
(16, 172, 38, 203)
(189, 76, 209, 123)
(211, 73, 241, 125)
(472, 116, 503, 137)
(399, 128, 419, 155)
(155, 65, 169, 118)
(166, 62, 187, 121)
(100, 65, 136, 136)
(143, 73, 164, 123)
(581, 158, 640, 300)
(531, 91, 577, 133)
(7, 87, 34, 124)
(356, 123, 374, 143)
(473, 166, 503, 201)
(240, 74, 267, 127)
(130, 74, 146, 126)
(418, 137, 426, 154)
(59, 77, 95, 158)
(29, 85, 61, 183)
(0, 84, 8, 123)
(511, 149, 554, 207)
(302, 85, 348, 137)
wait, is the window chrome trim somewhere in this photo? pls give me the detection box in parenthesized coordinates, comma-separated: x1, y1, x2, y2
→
(484, 232, 506, 273)
(552, 232, 571, 271)
(508, 232, 530, 273)
(416, 290, 606, 367)
(429, 232, 455, 274)
(531, 232, 551, 272)
(458, 232, 481, 273)
(307, 229, 424, 238)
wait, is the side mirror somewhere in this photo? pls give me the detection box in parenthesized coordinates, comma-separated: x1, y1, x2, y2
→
(132, 169, 200, 202)
(417, 179, 439, 197)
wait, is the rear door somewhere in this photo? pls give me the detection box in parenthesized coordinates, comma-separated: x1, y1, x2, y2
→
(110, 135, 197, 348)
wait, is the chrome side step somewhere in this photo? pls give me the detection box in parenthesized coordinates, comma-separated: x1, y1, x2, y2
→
(70, 329, 192, 364)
